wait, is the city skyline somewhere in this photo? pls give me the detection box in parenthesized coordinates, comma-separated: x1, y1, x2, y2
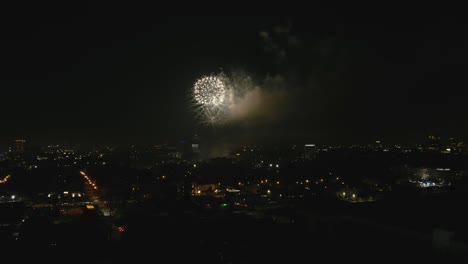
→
(2, 133, 465, 155)
(2, 131, 466, 154)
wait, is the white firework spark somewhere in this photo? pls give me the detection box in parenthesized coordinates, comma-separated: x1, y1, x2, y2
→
(193, 76, 226, 106)
(192, 74, 231, 125)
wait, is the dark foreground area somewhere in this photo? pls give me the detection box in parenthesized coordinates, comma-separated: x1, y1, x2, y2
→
(1, 195, 467, 264)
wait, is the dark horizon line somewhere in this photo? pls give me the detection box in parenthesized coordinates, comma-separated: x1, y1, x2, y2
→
(1, 137, 462, 152)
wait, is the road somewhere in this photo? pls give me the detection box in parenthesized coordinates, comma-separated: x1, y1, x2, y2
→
(80, 170, 111, 216)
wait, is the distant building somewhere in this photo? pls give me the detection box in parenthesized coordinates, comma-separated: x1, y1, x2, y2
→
(189, 134, 202, 162)
(448, 138, 465, 154)
(406, 167, 455, 188)
(426, 135, 441, 152)
(192, 183, 219, 197)
(304, 144, 317, 160)
(168, 151, 183, 159)
(374, 140, 383, 151)
(45, 144, 61, 154)
(14, 139, 26, 153)
(192, 134, 201, 154)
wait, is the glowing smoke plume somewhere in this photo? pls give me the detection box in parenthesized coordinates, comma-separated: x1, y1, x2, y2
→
(192, 71, 289, 126)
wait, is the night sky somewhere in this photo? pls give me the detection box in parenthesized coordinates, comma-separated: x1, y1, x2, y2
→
(1, 4, 467, 149)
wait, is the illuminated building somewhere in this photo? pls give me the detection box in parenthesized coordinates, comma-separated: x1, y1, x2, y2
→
(304, 144, 317, 160)
(191, 134, 200, 154)
(14, 139, 26, 153)
(188, 134, 202, 162)
(448, 138, 465, 154)
(426, 135, 441, 152)
(374, 140, 383, 151)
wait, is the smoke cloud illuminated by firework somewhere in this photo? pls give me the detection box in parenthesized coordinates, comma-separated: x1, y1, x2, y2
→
(192, 71, 289, 126)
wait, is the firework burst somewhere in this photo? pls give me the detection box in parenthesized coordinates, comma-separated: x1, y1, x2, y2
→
(193, 76, 226, 106)
(192, 74, 231, 125)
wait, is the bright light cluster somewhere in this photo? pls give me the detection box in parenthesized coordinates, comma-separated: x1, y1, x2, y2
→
(80, 171, 98, 190)
(0, 175, 11, 184)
